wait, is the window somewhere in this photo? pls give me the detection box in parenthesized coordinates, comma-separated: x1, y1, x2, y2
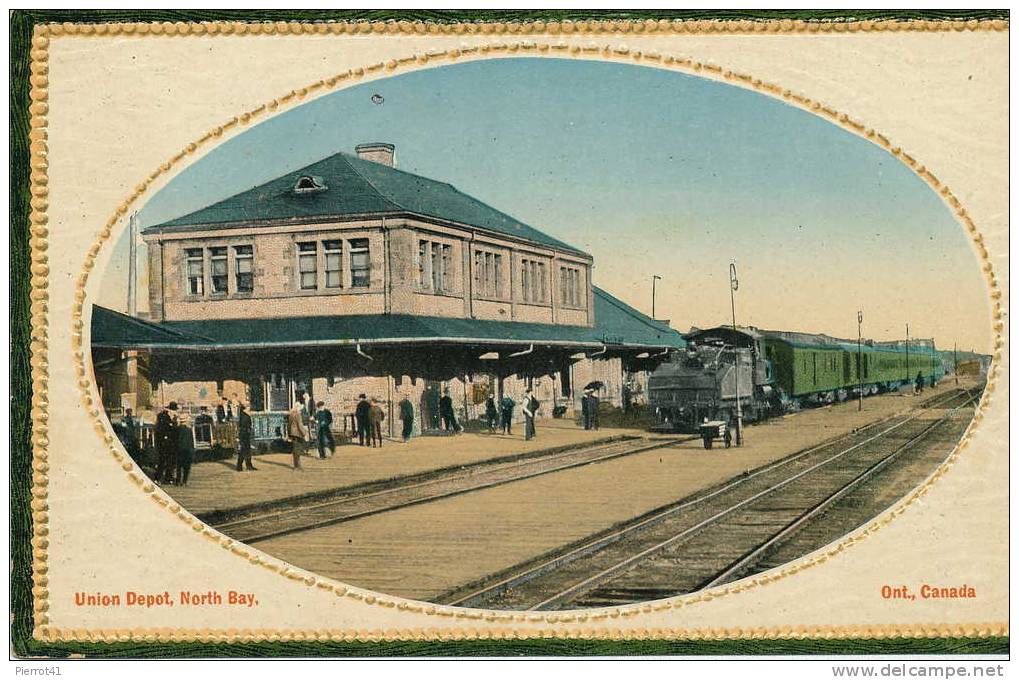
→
(185, 248, 204, 296)
(210, 247, 228, 294)
(234, 245, 253, 293)
(473, 250, 503, 298)
(293, 175, 327, 194)
(349, 238, 370, 288)
(560, 265, 582, 306)
(324, 240, 342, 288)
(298, 242, 318, 290)
(520, 258, 547, 303)
(418, 239, 451, 293)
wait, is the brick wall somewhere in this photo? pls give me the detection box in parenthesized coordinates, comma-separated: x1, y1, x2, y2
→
(145, 219, 593, 327)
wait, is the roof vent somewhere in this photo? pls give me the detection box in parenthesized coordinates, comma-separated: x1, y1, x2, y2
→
(293, 175, 327, 194)
(355, 142, 395, 167)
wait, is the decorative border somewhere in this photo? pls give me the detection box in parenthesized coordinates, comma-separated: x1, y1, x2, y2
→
(25, 19, 1007, 646)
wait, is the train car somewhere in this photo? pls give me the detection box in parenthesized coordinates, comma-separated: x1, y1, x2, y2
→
(649, 326, 944, 432)
(761, 330, 943, 408)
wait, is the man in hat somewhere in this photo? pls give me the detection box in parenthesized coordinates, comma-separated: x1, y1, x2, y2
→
(355, 394, 371, 447)
(287, 402, 307, 469)
(314, 401, 335, 458)
(369, 398, 386, 448)
(154, 401, 179, 483)
(398, 393, 415, 442)
(581, 389, 593, 430)
(522, 389, 539, 441)
(439, 388, 459, 434)
(236, 403, 256, 471)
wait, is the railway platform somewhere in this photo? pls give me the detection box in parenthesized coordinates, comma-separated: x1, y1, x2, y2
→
(245, 378, 979, 602)
(167, 420, 639, 518)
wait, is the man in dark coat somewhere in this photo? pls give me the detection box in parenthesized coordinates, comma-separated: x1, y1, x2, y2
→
(355, 394, 371, 447)
(500, 395, 516, 434)
(484, 396, 498, 433)
(315, 401, 334, 458)
(216, 397, 228, 424)
(523, 390, 539, 441)
(236, 403, 256, 471)
(175, 414, 195, 486)
(439, 389, 459, 433)
(589, 392, 601, 430)
(399, 395, 415, 442)
(581, 390, 592, 430)
(154, 402, 178, 483)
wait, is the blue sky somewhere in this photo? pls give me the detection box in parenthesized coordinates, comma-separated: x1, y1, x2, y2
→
(100, 57, 991, 352)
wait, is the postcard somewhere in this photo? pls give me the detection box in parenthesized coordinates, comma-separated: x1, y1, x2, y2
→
(11, 12, 1008, 655)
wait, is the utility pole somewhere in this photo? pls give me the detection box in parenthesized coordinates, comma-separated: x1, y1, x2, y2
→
(127, 211, 139, 317)
(652, 274, 661, 319)
(730, 263, 743, 446)
(857, 311, 864, 412)
(905, 323, 910, 392)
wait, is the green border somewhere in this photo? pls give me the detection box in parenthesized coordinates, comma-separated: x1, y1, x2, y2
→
(9, 8, 1010, 659)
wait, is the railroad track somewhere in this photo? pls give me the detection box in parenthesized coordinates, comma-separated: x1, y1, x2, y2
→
(215, 434, 692, 544)
(437, 386, 979, 610)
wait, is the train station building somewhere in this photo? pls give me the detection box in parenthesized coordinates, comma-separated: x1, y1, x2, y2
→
(91, 142, 685, 439)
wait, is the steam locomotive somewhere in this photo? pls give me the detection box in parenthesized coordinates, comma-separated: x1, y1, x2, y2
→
(648, 326, 945, 433)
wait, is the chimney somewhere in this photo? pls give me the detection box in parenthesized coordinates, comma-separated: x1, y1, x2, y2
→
(355, 142, 395, 167)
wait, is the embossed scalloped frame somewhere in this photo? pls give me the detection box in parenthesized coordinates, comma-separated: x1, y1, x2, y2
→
(26, 18, 1007, 643)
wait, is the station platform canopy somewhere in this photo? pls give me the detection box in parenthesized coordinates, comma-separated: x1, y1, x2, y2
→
(92, 287, 685, 383)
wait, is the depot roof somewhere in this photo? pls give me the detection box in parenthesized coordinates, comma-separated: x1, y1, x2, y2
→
(91, 287, 685, 352)
(144, 151, 586, 255)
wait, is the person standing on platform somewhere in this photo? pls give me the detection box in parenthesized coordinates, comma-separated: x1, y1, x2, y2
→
(175, 414, 195, 486)
(500, 394, 516, 435)
(590, 391, 601, 430)
(287, 403, 307, 469)
(485, 395, 499, 433)
(120, 408, 140, 461)
(369, 398, 386, 448)
(581, 389, 593, 430)
(439, 388, 459, 433)
(314, 401, 335, 458)
(154, 402, 178, 484)
(399, 395, 415, 442)
(216, 396, 228, 424)
(523, 390, 539, 441)
(355, 394, 371, 447)
(236, 403, 256, 471)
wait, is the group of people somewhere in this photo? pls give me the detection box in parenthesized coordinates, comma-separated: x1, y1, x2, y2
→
(146, 384, 582, 483)
(353, 395, 388, 448)
(152, 401, 202, 486)
(482, 390, 542, 440)
(285, 400, 336, 469)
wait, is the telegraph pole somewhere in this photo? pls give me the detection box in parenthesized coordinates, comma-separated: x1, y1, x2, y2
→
(730, 263, 743, 446)
(905, 323, 910, 392)
(857, 311, 864, 411)
(651, 274, 661, 319)
(127, 211, 139, 317)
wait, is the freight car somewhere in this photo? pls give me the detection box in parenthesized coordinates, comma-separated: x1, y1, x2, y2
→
(649, 326, 944, 433)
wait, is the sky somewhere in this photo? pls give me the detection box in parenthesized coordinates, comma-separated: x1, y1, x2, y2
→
(98, 57, 992, 354)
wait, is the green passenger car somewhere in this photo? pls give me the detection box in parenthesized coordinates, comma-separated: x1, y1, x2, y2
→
(762, 333, 945, 404)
